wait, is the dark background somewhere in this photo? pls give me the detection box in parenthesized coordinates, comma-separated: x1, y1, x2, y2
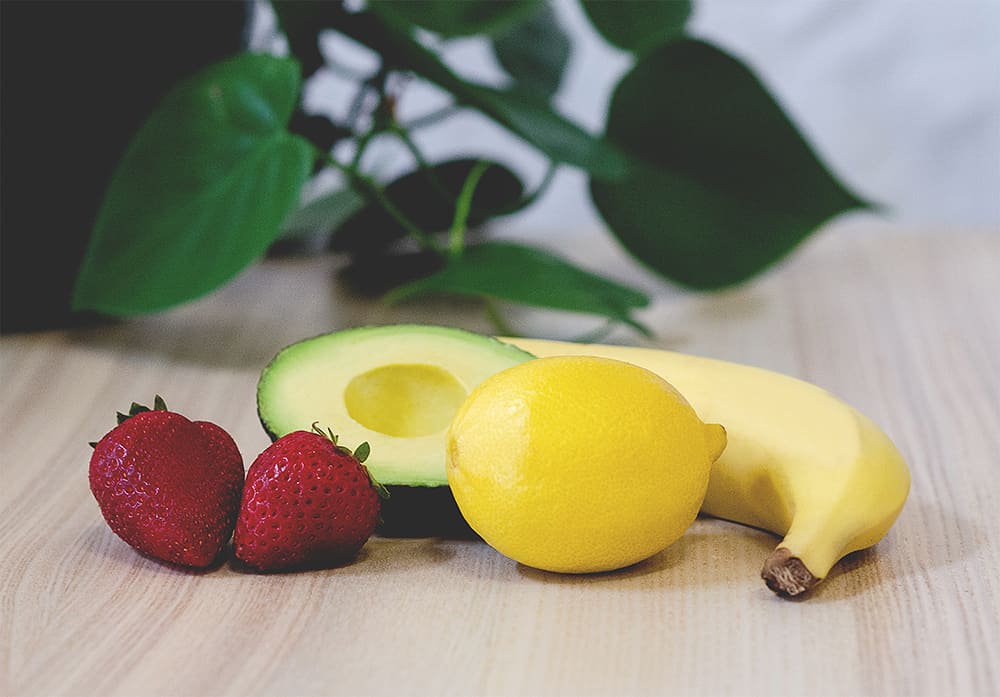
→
(1, 1, 249, 333)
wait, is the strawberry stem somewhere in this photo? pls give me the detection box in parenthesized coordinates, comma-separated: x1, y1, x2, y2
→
(97, 396, 170, 447)
(309, 422, 388, 500)
(116, 395, 168, 424)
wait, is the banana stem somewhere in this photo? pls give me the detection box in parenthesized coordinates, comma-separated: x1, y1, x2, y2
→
(761, 547, 820, 597)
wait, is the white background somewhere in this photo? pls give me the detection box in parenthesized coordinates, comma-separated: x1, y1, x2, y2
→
(256, 0, 1000, 235)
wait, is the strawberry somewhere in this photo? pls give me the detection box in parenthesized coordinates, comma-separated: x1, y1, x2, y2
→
(234, 425, 386, 572)
(89, 397, 244, 568)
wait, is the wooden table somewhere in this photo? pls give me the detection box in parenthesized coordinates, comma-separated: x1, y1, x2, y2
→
(2, 221, 998, 696)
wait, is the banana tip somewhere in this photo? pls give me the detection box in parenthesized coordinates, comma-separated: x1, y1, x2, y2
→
(761, 547, 820, 598)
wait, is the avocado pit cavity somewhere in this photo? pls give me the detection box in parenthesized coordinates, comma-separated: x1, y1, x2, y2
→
(256, 324, 534, 490)
(344, 363, 468, 438)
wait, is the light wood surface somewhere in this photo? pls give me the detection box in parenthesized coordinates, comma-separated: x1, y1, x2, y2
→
(2, 222, 998, 697)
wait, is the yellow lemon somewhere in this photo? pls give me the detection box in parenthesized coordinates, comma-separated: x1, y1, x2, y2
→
(446, 355, 727, 573)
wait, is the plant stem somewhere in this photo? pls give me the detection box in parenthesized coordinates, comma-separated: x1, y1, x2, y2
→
(392, 124, 433, 171)
(319, 150, 444, 254)
(325, 57, 374, 83)
(448, 160, 490, 259)
(360, 177, 443, 253)
(404, 104, 461, 132)
(347, 65, 391, 133)
(390, 125, 455, 202)
(346, 84, 373, 135)
(350, 129, 377, 171)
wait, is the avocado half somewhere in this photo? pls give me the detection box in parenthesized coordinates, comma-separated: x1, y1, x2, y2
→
(257, 325, 534, 536)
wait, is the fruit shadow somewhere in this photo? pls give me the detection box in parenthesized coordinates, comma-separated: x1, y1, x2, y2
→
(511, 495, 983, 599)
(224, 535, 478, 577)
(80, 522, 231, 577)
(511, 518, 778, 588)
(82, 522, 468, 578)
(80, 496, 976, 592)
(791, 496, 986, 603)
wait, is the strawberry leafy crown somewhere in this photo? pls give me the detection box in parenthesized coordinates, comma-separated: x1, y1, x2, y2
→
(117, 394, 169, 424)
(90, 395, 170, 448)
(310, 423, 390, 501)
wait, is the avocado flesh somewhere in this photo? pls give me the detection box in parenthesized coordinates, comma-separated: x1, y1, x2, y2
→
(257, 325, 534, 494)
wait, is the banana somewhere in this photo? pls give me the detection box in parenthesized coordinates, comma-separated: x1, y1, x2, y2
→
(502, 338, 910, 597)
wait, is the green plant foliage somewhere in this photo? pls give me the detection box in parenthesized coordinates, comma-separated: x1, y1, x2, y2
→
(581, 0, 691, 54)
(332, 159, 525, 254)
(590, 40, 869, 289)
(281, 188, 367, 239)
(70, 2, 869, 335)
(334, 11, 627, 178)
(492, 3, 571, 99)
(340, 251, 447, 297)
(371, 0, 540, 38)
(462, 84, 628, 179)
(72, 53, 314, 315)
(387, 241, 650, 334)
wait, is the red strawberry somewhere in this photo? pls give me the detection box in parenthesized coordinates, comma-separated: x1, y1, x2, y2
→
(234, 426, 386, 571)
(89, 397, 244, 568)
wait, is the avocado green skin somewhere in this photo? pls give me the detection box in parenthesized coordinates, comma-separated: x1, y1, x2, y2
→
(256, 324, 534, 536)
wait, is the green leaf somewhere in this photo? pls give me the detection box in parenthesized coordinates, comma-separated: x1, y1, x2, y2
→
(371, 0, 540, 38)
(281, 187, 367, 239)
(332, 159, 525, 254)
(334, 10, 627, 178)
(581, 0, 691, 54)
(492, 4, 571, 99)
(341, 250, 446, 297)
(590, 40, 869, 289)
(353, 441, 371, 463)
(462, 83, 626, 178)
(72, 53, 314, 315)
(387, 242, 650, 334)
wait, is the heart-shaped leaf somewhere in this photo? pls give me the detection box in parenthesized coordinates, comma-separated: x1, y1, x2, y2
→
(387, 241, 650, 333)
(332, 159, 525, 254)
(371, 0, 540, 38)
(460, 83, 627, 179)
(340, 250, 447, 297)
(590, 40, 869, 289)
(72, 53, 314, 315)
(492, 4, 571, 99)
(464, 83, 627, 178)
(581, 0, 691, 54)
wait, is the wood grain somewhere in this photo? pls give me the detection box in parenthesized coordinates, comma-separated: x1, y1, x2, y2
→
(1, 222, 998, 696)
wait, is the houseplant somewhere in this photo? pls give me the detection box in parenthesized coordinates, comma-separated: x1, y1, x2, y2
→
(69, 0, 868, 335)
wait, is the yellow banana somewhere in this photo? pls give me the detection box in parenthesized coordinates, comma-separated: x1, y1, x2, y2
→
(503, 338, 910, 597)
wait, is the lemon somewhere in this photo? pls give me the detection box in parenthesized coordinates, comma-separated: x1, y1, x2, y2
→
(446, 355, 727, 573)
